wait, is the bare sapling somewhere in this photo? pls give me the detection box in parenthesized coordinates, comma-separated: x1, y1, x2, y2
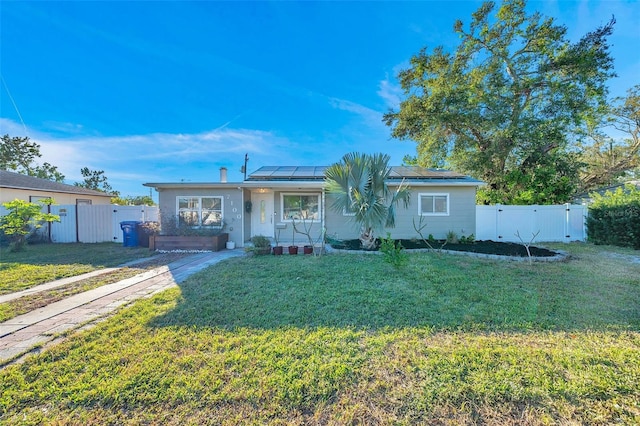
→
(412, 216, 447, 252)
(292, 216, 324, 256)
(515, 230, 541, 265)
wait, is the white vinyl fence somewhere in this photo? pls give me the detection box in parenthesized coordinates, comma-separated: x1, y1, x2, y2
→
(476, 204, 588, 243)
(2, 202, 586, 244)
(0, 204, 159, 243)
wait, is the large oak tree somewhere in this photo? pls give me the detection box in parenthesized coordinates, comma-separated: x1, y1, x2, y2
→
(384, 0, 615, 204)
(578, 85, 640, 192)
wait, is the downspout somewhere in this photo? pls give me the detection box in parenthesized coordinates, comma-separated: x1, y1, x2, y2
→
(75, 203, 79, 243)
(241, 187, 245, 247)
(321, 188, 326, 246)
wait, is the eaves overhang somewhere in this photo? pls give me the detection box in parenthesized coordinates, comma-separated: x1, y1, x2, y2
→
(144, 178, 484, 190)
(2, 184, 115, 197)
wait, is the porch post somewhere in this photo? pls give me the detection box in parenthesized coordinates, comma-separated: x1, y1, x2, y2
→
(321, 188, 326, 243)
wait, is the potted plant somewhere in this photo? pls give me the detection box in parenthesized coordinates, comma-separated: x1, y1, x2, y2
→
(288, 221, 298, 255)
(273, 226, 284, 255)
(249, 235, 271, 255)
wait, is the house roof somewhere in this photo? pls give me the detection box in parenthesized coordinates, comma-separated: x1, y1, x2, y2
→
(246, 165, 483, 184)
(0, 170, 113, 197)
(144, 165, 484, 189)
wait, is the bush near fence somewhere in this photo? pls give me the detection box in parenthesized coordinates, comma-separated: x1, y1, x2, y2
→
(586, 185, 640, 249)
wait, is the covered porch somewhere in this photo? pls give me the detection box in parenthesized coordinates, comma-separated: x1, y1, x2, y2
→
(243, 184, 326, 248)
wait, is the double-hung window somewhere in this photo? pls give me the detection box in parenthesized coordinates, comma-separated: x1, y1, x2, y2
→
(177, 196, 223, 227)
(342, 204, 357, 216)
(281, 193, 320, 222)
(419, 193, 449, 216)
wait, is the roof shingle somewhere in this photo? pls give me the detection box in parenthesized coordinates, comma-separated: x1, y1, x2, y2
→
(0, 170, 113, 197)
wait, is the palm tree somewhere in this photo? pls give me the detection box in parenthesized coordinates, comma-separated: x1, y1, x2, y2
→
(325, 152, 411, 249)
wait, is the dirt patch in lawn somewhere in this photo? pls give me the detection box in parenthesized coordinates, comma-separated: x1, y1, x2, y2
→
(329, 239, 557, 257)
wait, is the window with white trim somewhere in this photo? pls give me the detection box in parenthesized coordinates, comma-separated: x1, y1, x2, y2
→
(342, 205, 356, 216)
(419, 193, 449, 216)
(177, 196, 223, 227)
(281, 193, 320, 222)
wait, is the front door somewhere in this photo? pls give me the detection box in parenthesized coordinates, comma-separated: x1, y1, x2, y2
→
(251, 191, 274, 237)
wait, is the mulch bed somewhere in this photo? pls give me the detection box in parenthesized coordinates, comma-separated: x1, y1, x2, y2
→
(329, 239, 557, 257)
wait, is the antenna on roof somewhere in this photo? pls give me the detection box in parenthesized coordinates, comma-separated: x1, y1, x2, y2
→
(240, 153, 249, 181)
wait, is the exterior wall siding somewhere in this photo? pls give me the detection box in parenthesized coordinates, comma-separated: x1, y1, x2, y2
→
(325, 186, 477, 241)
(156, 187, 245, 247)
(1, 188, 112, 205)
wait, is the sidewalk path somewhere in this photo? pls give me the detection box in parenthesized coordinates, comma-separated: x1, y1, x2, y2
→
(0, 249, 245, 366)
(0, 256, 162, 305)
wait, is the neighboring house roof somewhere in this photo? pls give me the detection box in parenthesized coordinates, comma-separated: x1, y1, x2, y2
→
(573, 180, 640, 204)
(0, 170, 113, 198)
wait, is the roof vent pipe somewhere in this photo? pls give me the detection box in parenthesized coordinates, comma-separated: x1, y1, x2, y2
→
(220, 167, 228, 183)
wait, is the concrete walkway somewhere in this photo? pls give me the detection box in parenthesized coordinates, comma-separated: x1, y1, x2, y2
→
(0, 256, 162, 305)
(0, 249, 245, 366)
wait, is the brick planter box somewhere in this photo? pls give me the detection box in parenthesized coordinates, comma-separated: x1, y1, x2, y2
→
(149, 233, 229, 251)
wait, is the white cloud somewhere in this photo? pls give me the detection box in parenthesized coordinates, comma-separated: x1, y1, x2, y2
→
(327, 97, 383, 128)
(377, 78, 404, 110)
(0, 98, 416, 196)
(0, 118, 308, 195)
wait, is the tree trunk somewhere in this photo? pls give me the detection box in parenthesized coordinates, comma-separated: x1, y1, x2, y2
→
(360, 227, 376, 250)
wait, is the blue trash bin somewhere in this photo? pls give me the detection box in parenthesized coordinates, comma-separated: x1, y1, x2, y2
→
(120, 221, 141, 247)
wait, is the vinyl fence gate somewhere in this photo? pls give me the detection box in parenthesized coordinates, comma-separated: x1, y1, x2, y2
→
(0, 204, 159, 244)
(476, 204, 588, 243)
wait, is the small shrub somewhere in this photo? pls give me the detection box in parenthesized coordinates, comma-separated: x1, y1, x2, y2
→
(248, 235, 272, 255)
(380, 233, 408, 269)
(446, 230, 459, 244)
(459, 234, 475, 244)
(140, 221, 161, 235)
(250, 235, 271, 248)
(0, 199, 60, 252)
(159, 214, 225, 237)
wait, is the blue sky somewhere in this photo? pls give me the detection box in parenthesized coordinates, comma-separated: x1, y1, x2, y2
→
(1, 1, 638, 199)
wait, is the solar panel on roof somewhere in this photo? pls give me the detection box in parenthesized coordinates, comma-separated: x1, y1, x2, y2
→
(247, 165, 470, 181)
(292, 167, 313, 177)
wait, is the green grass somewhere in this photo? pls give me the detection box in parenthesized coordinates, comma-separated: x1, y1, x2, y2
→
(1, 243, 638, 424)
(0, 253, 189, 322)
(0, 243, 156, 295)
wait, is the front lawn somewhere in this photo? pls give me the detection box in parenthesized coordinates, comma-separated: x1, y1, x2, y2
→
(1, 243, 638, 424)
(0, 253, 189, 323)
(0, 243, 156, 295)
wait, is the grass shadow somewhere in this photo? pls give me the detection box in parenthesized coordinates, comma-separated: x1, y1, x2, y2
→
(0, 242, 154, 268)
